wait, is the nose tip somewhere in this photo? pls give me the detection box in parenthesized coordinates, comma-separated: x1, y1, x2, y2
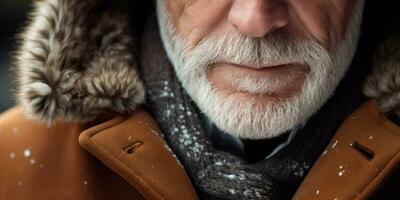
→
(228, 0, 289, 38)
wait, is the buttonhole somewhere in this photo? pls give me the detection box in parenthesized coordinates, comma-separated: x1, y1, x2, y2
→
(351, 141, 374, 161)
(123, 141, 143, 154)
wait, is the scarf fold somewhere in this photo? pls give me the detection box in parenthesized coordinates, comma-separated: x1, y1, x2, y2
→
(139, 15, 368, 200)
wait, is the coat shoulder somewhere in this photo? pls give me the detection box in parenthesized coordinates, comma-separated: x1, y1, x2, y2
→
(0, 107, 84, 199)
(0, 106, 143, 200)
(0, 106, 83, 151)
(0, 106, 82, 133)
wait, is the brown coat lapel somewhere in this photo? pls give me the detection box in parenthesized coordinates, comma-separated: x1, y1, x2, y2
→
(79, 109, 198, 200)
(293, 101, 400, 200)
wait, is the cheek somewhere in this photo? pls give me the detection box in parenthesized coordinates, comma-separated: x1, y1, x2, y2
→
(290, 0, 357, 49)
(165, 0, 358, 50)
(290, 1, 332, 48)
(166, 0, 233, 47)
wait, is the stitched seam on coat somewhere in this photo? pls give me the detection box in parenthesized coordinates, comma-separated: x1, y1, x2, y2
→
(80, 115, 167, 199)
(85, 117, 127, 138)
(354, 152, 400, 200)
(90, 139, 166, 200)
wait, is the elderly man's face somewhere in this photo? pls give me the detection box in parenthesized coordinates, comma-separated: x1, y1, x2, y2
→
(156, 0, 364, 139)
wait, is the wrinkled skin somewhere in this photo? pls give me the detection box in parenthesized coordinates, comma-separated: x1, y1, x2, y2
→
(167, 0, 356, 49)
(165, 0, 358, 99)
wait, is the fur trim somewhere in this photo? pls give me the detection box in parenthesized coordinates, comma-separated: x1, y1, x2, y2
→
(363, 34, 400, 116)
(14, 0, 145, 122)
(13, 0, 399, 122)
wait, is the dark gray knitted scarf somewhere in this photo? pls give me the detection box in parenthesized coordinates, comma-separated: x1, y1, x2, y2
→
(139, 16, 367, 200)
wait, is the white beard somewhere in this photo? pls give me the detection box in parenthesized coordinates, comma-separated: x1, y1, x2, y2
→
(156, 1, 364, 139)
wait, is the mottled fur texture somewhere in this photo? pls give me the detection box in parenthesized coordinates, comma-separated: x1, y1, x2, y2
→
(364, 34, 400, 116)
(13, 0, 399, 122)
(14, 0, 145, 122)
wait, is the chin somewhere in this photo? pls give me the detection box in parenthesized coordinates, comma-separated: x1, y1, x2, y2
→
(189, 75, 318, 139)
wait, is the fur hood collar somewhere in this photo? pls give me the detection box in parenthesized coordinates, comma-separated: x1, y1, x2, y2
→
(14, 0, 400, 122)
